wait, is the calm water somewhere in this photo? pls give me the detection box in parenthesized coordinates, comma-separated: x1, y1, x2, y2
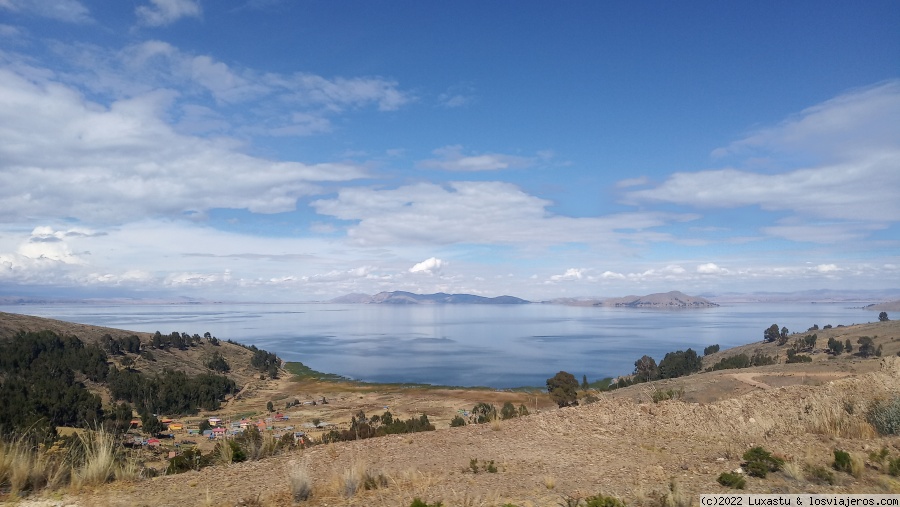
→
(0, 302, 877, 388)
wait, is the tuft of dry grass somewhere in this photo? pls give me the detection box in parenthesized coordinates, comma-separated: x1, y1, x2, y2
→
(543, 475, 556, 490)
(662, 479, 689, 507)
(490, 417, 502, 432)
(781, 459, 805, 482)
(215, 440, 234, 464)
(289, 465, 313, 502)
(804, 396, 877, 439)
(71, 429, 118, 489)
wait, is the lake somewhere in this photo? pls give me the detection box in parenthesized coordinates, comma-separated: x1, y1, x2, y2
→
(0, 302, 877, 388)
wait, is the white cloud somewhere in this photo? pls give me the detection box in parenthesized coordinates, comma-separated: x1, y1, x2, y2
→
(409, 257, 444, 275)
(816, 264, 840, 273)
(697, 263, 728, 275)
(0, 67, 368, 223)
(418, 145, 536, 172)
(627, 81, 900, 237)
(136, 0, 201, 26)
(0, 0, 91, 23)
(312, 181, 691, 248)
(550, 268, 586, 281)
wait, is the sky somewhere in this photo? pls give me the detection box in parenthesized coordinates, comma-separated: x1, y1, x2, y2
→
(0, 0, 898, 302)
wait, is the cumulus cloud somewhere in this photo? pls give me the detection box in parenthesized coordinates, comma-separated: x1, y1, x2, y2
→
(136, 0, 201, 26)
(409, 257, 444, 275)
(626, 81, 900, 238)
(550, 268, 585, 281)
(0, 67, 367, 223)
(0, 0, 92, 23)
(312, 181, 692, 247)
(697, 263, 728, 275)
(418, 145, 536, 172)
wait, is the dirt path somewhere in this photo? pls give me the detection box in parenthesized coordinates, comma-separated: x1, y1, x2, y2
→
(729, 370, 857, 390)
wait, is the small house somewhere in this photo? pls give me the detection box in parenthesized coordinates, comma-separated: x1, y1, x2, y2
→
(212, 427, 227, 439)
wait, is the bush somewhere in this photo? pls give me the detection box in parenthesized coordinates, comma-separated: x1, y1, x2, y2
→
(584, 494, 626, 507)
(500, 401, 518, 420)
(704, 344, 720, 356)
(889, 457, 900, 477)
(786, 349, 812, 363)
(470, 403, 497, 424)
(450, 415, 466, 427)
(717, 471, 746, 489)
(833, 449, 852, 473)
(651, 387, 683, 403)
(410, 500, 443, 507)
(742, 447, 783, 478)
(805, 464, 835, 485)
(867, 397, 900, 435)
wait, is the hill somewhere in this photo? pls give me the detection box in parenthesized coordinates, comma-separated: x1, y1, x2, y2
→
(331, 291, 531, 304)
(867, 300, 900, 312)
(8, 315, 900, 505)
(546, 291, 718, 308)
(0, 311, 267, 388)
(598, 291, 718, 308)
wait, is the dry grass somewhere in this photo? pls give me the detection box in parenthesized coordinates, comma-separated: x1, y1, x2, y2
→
(71, 429, 118, 489)
(490, 417, 502, 432)
(804, 395, 877, 439)
(543, 475, 556, 490)
(782, 460, 805, 482)
(661, 479, 689, 507)
(0, 429, 129, 497)
(289, 465, 313, 501)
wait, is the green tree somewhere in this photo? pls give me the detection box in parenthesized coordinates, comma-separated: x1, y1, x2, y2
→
(703, 344, 720, 356)
(857, 337, 876, 358)
(778, 327, 790, 346)
(845, 339, 853, 354)
(582, 374, 589, 389)
(546, 371, 578, 408)
(764, 324, 780, 343)
(658, 348, 702, 379)
(633, 355, 658, 382)
(267, 401, 274, 412)
(880, 312, 889, 322)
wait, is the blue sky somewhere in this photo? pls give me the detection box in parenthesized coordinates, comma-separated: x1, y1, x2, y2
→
(0, 0, 898, 301)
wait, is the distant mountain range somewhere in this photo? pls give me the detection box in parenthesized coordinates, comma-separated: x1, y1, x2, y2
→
(546, 291, 718, 308)
(598, 291, 718, 308)
(329, 291, 531, 305)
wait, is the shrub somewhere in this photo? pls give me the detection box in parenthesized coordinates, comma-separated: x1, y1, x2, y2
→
(467, 458, 497, 473)
(786, 349, 812, 363)
(742, 447, 783, 478)
(409, 499, 443, 507)
(652, 387, 684, 403)
(704, 344, 720, 356)
(583, 393, 600, 404)
(889, 457, 900, 477)
(584, 494, 626, 507)
(805, 464, 835, 485)
(833, 450, 852, 473)
(717, 472, 746, 489)
(867, 397, 900, 435)
(450, 415, 466, 427)
(500, 401, 518, 420)
(470, 403, 497, 424)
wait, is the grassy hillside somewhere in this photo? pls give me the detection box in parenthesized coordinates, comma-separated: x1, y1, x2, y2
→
(0, 311, 269, 388)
